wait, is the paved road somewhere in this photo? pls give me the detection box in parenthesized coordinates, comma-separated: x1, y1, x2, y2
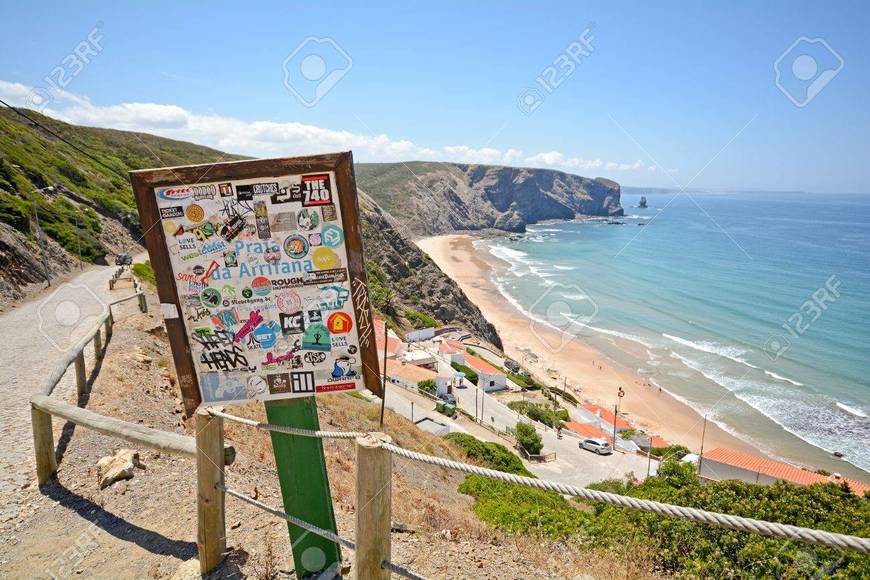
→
(0, 264, 135, 505)
(411, 346, 656, 487)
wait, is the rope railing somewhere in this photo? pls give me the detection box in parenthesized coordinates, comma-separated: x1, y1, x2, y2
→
(219, 484, 427, 579)
(212, 408, 870, 554)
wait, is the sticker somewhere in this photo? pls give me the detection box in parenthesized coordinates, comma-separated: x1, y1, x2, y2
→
(251, 276, 272, 296)
(264, 246, 281, 265)
(271, 183, 303, 205)
(186, 203, 205, 223)
(236, 182, 279, 201)
(291, 371, 316, 393)
(327, 312, 353, 334)
(160, 206, 185, 219)
(161, 303, 179, 319)
(272, 212, 296, 231)
(219, 182, 234, 197)
(312, 247, 339, 270)
(200, 288, 222, 309)
(224, 250, 239, 267)
(297, 208, 320, 231)
(276, 290, 302, 313)
(283, 235, 309, 259)
(234, 310, 264, 343)
(221, 215, 246, 242)
(301, 174, 333, 206)
(307, 309, 323, 324)
(246, 375, 269, 398)
(320, 225, 344, 248)
(330, 356, 357, 378)
(267, 373, 292, 394)
(321, 204, 338, 222)
(157, 187, 193, 202)
(316, 382, 355, 393)
(314, 285, 350, 310)
(252, 322, 280, 349)
(280, 311, 305, 335)
(302, 323, 331, 351)
(163, 220, 179, 234)
(308, 233, 322, 247)
(254, 200, 271, 239)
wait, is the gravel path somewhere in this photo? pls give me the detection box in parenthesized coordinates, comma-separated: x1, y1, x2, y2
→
(0, 265, 133, 509)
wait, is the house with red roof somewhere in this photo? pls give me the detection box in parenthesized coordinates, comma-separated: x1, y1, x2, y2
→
(564, 421, 612, 443)
(699, 447, 869, 497)
(438, 339, 466, 364)
(463, 354, 507, 392)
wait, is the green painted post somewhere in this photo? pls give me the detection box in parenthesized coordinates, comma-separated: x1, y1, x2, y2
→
(265, 398, 342, 578)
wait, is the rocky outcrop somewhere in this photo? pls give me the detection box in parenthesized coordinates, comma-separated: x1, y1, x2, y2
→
(358, 191, 502, 348)
(356, 162, 623, 235)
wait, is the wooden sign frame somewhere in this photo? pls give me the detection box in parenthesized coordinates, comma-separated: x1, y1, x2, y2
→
(130, 152, 382, 415)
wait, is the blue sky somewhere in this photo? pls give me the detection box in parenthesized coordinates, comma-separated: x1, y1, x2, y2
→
(1, 1, 868, 192)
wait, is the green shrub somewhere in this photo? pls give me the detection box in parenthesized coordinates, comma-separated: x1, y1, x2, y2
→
(515, 422, 543, 455)
(555, 408, 570, 422)
(620, 428, 637, 440)
(0, 192, 31, 234)
(508, 401, 564, 429)
(451, 362, 478, 385)
(417, 379, 436, 396)
(132, 260, 156, 285)
(446, 432, 533, 477)
(650, 444, 691, 461)
(404, 309, 438, 329)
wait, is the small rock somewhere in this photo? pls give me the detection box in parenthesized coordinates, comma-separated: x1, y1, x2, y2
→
(96, 449, 144, 489)
(231, 521, 241, 529)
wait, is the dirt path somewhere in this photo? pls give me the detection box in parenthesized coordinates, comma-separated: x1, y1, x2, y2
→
(0, 264, 134, 512)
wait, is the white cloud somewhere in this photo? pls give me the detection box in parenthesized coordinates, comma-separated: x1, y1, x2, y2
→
(0, 79, 657, 175)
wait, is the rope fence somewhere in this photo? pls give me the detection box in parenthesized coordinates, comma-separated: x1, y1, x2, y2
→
(211, 408, 870, 554)
(219, 484, 426, 579)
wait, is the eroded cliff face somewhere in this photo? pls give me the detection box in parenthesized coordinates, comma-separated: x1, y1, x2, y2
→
(357, 191, 502, 348)
(356, 162, 623, 235)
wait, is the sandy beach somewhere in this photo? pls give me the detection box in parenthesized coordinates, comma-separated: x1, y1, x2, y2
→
(417, 234, 761, 456)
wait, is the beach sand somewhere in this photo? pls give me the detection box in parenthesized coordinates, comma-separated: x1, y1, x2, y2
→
(417, 234, 760, 456)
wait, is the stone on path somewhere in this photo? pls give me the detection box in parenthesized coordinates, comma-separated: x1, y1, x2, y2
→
(96, 449, 143, 489)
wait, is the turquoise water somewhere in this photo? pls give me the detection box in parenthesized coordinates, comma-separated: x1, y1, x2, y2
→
(480, 191, 870, 475)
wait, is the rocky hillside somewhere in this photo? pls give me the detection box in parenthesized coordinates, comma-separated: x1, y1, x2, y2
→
(0, 109, 501, 344)
(356, 161, 623, 235)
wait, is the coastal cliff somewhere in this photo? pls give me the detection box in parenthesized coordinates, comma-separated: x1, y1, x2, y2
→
(356, 161, 623, 235)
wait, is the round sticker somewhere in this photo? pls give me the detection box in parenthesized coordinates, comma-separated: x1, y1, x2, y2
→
(242, 288, 253, 299)
(320, 224, 344, 248)
(163, 220, 178, 235)
(284, 235, 310, 259)
(327, 312, 353, 334)
(251, 276, 272, 296)
(312, 247, 339, 270)
(276, 291, 302, 314)
(186, 203, 205, 222)
(200, 288, 222, 309)
(297, 208, 321, 231)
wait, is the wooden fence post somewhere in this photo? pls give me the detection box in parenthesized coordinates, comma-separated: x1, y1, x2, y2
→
(109, 278, 115, 290)
(137, 292, 147, 313)
(196, 408, 226, 575)
(104, 311, 113, 340)
(355, 433, 392, 580)
(75, 351, 87, 398)
(93, 327, 102, 361)
(31, 405, 56, 485)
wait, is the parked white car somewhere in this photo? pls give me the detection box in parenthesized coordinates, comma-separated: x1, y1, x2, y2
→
(580, 437, 613, 455)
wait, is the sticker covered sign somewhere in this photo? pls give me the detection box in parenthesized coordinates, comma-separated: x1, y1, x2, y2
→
(144, 165, 375, 406)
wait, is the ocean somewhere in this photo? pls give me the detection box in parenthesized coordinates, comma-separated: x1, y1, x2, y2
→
(479, 190, 870, 476)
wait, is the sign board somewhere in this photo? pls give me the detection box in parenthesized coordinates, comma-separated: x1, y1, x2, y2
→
(130, 153, 381, 412)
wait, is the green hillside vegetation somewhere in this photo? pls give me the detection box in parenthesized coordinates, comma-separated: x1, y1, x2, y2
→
(449, 431, 869, 576)
(0, 108, 244, 260)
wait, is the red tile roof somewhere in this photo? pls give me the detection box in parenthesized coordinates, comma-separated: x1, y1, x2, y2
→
(649, 435, 669, 449)
(464, 354, 503, 376)
(702, 447, 870, 496)
(438, 339, 465, 354)
(564, 421, 612, 442)
(385, 359, 438, 384)
(581, 403, 632, 430)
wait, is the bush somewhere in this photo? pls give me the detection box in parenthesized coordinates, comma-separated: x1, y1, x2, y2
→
(132, 260, 156, 285)
(417, 379, 436, 396)
(515, 422, 543, 455)
(404, 309, 438, 329)
(650, 444, 691, 461)
(451, 362, 478, 385)
(0, 192, 31, 234)
(620, 428, 637, 440)
(555, 408, 570, 422)
(508, 401, 564, 429)
(446, 432, 533, 477)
